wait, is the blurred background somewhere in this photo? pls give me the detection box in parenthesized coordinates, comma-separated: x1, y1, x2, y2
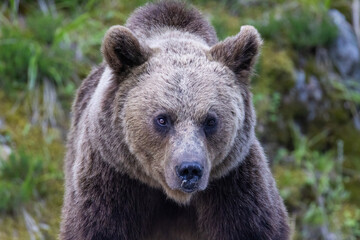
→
(0, 0, 359, 239)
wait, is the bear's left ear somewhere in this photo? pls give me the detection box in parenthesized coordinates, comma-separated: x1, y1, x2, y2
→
(101, 25, 151, 72)
(210, 25, 262, 81)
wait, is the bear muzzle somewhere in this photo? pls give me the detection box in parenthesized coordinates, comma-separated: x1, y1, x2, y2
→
(176, 162, 204, 193)
(164, 155, 209, 195)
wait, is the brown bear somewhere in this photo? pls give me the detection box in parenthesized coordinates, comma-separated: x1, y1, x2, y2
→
(60, 1, 290, 239)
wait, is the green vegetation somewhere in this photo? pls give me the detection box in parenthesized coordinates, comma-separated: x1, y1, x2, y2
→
(0, 12, 75, 96)
(0, 0, 359, 239)
(0, 150, 45, 213)
(252, 1, 338, 49)
(275, 125, 360, 239)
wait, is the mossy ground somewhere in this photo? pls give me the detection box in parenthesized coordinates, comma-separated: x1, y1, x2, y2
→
(0, 90, 64, 238)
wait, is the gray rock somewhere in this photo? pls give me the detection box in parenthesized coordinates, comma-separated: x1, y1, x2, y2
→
(295, 70, 323, 102)
(295, 69, 308, 102)
(294, 70, 325, 120)
(0, 118, 5, 130)
(329, 9, 360, 81)
(0, 144, 11, 161)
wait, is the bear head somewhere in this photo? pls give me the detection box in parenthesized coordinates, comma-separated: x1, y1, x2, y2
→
(98, 25, 262, 204)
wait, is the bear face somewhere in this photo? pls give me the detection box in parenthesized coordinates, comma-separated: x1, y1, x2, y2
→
(123, 52, 243, 203)
(98, 25, 262, 204)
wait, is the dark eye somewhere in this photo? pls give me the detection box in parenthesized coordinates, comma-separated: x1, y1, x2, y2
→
(157, 116, 167, 126)
(154, 115, 171, 134)
(206, 118, 216, 127)
(203, 116, 218, 135)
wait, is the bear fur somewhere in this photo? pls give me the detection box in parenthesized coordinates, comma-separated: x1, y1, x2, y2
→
(60, 1, 290, 239)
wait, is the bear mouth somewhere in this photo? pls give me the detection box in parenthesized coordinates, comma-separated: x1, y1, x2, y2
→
(180, 178, 200, 193)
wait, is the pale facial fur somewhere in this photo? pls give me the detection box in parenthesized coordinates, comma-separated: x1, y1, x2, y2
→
(121, 38, 244, 202)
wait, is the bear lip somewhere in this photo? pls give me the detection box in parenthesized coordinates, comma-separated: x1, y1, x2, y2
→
(165, 177, 201, 194)
(180, 179, 199, 193)
(181, 188, 197, 193)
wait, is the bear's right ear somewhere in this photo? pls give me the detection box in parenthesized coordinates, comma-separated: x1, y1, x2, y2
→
(101, 25, 150, 72)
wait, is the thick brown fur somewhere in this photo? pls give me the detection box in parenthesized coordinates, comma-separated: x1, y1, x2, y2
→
(60, 1, 290, 239)
(126, 1, 218, 46)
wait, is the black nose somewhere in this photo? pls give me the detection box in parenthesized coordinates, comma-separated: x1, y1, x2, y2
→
(176, 162, 203, 192)
(176, 162, 203, 180)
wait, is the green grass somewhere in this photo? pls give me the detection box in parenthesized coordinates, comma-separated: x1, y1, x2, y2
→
(252, 2, 338, 49)
(0, 13, 75, 93)
(0, 151, 45, 214)
(274, 125, 360, 239)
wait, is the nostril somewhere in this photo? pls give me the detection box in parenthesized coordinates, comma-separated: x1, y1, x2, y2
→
(181, 168, 189, 176)
(176, 162, 204, 181)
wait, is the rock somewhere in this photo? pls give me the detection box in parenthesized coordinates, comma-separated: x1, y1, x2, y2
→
(0, 144, 11, 161)
(295, 69, 307, 102)
(0, 118, 11, 160)
(294, 70, 323, 120)
(0, 118, 5, 130)
(328, 9, 360, 81)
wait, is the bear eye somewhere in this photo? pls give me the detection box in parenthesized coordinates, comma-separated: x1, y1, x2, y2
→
(154, 114, 171, 134)
(157, 116, 167, 126)
(203, 115, 218, 135)
(206, 118, 216, 127)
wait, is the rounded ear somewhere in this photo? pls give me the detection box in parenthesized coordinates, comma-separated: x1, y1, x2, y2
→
(101, 25, 151, 72)
(210, 25, 262, 80)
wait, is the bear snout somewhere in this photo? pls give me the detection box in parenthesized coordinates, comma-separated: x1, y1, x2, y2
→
(176, 162, 203, 193)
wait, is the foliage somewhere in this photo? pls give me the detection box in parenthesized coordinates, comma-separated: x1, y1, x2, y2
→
(0, 151, 45, 213)
(253, 44, 295, 123)
(211, 8, 241, 40)
(0, 12, 75, 96)
(252, 1, 338, 49)
(0, 9, 78, 130)
(286, 9, 338, 49)
(275, 125, 360, 239)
